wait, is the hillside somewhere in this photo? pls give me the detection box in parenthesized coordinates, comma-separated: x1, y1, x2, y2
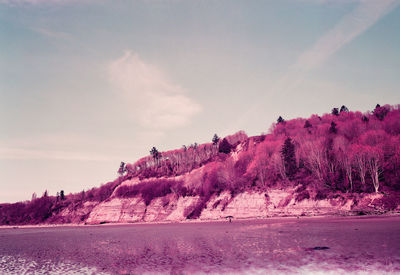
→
(1, 104, 400, 225)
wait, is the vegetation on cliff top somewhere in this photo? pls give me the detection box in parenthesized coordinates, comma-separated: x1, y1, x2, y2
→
(1, 104, 400, 225)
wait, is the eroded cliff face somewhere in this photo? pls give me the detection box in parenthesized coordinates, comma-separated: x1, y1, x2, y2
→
(54, 167, 398, 225)
(85, 195, 201, 224)
(86, 197, 146, 224)
(81, 187, 391, 224)
(3, 106, 400, 227)
(54, 201, 97, 224)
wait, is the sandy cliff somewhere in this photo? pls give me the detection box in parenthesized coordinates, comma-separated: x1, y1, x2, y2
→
(3, 106, 400, 226)
(80, 185, 391, 224)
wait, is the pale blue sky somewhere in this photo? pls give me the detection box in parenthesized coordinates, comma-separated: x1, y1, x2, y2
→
(1, 0, 399, 202)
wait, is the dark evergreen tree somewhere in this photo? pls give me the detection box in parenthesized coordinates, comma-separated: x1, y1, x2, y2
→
(118, 161, 126, 176)
(60, 190, 65, 201)
(212, 134, 220, 145)
(331, 108, 339, 116)
(304, 120, 312, 129)
(150, 147, 161, 166)
(340, 105, 349, 113)
(218, 138, 232, 154)
(374, 104, 389, 121)
(150, 147, 159, 159)
(281, 137, 297, 179)
(329, 121, 337, 134)
(362, 115, 369, 123)
(277, 116, 285, 124)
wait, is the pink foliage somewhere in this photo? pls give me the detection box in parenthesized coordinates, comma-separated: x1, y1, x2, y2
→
(2, 104, 400, 225)
(116, 178, 185, 205)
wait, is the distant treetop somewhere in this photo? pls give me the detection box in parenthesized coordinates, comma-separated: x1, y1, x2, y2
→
(277, 116, 285, 124)
(340, 105, 349, 113)
(150, 147, 159, 157)
(374, 104, 389, 121)
(304, 120, 312, 129)
(212, 134, 220, 145)
(331, 108, 339, 116)
(329, 121, 337, 134)
(218, 138, 232, 154)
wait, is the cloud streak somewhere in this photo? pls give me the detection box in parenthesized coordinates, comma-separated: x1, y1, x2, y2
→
(0, 0, 83, 5)
(0, 147, 115, 161)
(0, 134, 125, 161)
(108, 51, 201, 130)
(228, 0, 399, 133)
(293, 0, 399, 72)
(31, 27, 72, 41)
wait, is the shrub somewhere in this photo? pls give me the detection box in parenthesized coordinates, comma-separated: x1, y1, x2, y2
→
(295, 184, 307, 193)
(186, 196, 209, 219)
(295, 191, 310, 202)
(0, 195, 57, 225)
(115, 179, 184, 205)
(218, 138, 232, 154)
(378, 192, 400, 210)
(86, 177, 124, 202)
(315, 189, 329, 200)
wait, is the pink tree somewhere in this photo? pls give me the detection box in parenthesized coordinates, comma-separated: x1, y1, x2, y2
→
(351, 144, 368, 187)
(246, 140, 280, 188)
(247, 153, 269, 188)
(299, 138, 327, 182)
(365, 146, 384, 193)
(359, 130, 388, 193)
(270, 152, 286, 181)
(342, 152, 353, 192)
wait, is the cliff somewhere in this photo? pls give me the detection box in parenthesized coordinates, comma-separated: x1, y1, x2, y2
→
(59, 182, 397, 225)
(1, 104, 400, 225)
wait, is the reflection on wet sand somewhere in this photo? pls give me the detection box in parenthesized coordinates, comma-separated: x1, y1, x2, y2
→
(1, 216, 400, 274)
(0, 255, 107, 275)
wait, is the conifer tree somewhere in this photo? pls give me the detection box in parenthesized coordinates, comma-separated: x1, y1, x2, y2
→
(212, 134, 220, 145)
(340, 105, 349, 113)
(277, 116, 285, 124)
(374, 104, 389, 121)
(218, 138, 232, 154)
(150, 147, 161, 166)
(329, 121, 337, 134)
(281, 137, 297, 179)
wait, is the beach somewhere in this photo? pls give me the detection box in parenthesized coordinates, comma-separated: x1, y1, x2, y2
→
(1, 215, 400, 274)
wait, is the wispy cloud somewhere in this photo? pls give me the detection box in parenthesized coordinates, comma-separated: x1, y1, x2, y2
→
(0, 147, 115, 161)
(31, 27, 72, 41)
(228, 0, 399, 133)
(278, 0, 399, 97)
(0, 134, 124, 161)
(0, 0, 176, 6)
(293, 0, 399, 72)
(297, 0, 360, 4)
(0, 0, 82, 5)
(108, 51, 202, 130)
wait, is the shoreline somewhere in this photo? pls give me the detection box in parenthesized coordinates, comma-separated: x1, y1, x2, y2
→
(1, 211, 399, 230)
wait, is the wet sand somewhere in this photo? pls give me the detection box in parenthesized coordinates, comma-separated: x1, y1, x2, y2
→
(1, 215, 400, 274)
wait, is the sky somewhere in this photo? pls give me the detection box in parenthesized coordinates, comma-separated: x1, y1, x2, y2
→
(1, 0, 399, 203)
